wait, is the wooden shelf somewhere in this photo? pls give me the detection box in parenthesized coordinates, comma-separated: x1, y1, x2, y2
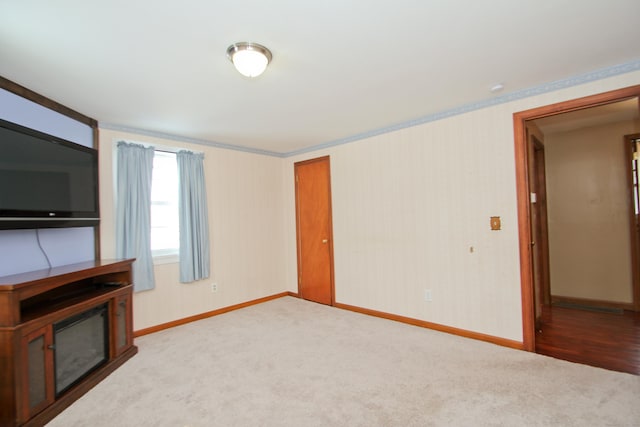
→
(20, 285, 128, 324)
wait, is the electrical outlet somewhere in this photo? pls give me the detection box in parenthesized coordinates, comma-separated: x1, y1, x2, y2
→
(211, 283, 218, 293)
(424, 289, 432, 302)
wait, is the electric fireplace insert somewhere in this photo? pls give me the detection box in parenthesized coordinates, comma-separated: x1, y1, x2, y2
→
(52, 303, 109, 396)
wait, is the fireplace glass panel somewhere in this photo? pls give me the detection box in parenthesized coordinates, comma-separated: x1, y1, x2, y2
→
(53, 304, 109, 395)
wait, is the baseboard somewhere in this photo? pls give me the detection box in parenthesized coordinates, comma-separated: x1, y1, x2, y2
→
(551, 295, 634, 311)
(134, 292, 290, 337)
(136, 292, 523, 350)
(332, 301, 524, 350)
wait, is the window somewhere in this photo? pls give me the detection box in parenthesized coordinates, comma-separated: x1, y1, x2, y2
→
(150, 151, 179, 258)
(116, 141, 209, 283)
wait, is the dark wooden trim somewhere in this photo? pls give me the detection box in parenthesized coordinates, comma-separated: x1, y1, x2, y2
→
(286, 291, 299, 298)
(333, 302, 524, 351)
(513, 84, 640, 352)
(133, 292, 290, 337)
(94, 126, 101, 261)
(0, 76, 97, 128)
(551, 295, 635, 311)
(93, 227, 101, 262)
(0, 76, 102, 263)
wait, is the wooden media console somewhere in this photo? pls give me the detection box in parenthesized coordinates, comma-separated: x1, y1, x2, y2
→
(0, 259, 138, 426)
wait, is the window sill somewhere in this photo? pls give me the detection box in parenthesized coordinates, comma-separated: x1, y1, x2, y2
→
(152, 254, 179, 265)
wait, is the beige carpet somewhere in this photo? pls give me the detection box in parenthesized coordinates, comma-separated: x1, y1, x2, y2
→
(47, 296, 640, 426)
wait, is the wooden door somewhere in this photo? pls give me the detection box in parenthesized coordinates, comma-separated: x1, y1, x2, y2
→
(295, 156, 334, 305)
(533, 139, 551, 307)
(528, 133, 551, 329)
(625, 133, 640, 311)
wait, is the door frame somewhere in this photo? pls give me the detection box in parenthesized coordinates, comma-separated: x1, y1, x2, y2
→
(513, 84, 640, 351)
(294, 156, 336, 305)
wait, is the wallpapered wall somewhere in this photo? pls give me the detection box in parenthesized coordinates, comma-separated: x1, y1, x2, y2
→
(283, 70, 640, 342)
(98, 129, 287, 331)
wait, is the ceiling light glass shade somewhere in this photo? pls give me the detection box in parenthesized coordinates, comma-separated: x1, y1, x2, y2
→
(226, 42, 272, 77)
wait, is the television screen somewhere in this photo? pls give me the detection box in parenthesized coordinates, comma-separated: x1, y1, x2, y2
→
(0, 118, 99, 229)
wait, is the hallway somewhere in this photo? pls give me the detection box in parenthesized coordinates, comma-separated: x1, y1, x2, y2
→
(535, 304, 640, 375)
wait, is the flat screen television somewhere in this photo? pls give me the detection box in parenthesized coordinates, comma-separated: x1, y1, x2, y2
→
(0, 118, 99, 229)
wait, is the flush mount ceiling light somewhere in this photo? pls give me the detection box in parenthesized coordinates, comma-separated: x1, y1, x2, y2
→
(226, 42, 272, 78)
(490, 83, 504, 93)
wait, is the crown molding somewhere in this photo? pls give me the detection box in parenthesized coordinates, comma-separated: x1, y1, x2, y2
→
(100, 59, 640, 158)
(283, 59, 640, 157)
(99, 123, 285, 158)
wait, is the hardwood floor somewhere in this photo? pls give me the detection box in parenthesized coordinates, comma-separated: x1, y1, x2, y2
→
(535, 304, 640, 375)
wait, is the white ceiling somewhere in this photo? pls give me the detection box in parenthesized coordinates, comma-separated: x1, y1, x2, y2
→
(1, 0, 640, 156)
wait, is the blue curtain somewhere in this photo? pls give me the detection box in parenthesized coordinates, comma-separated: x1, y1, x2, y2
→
(177, 150, 210, 283)
(116, 142, 156, 292)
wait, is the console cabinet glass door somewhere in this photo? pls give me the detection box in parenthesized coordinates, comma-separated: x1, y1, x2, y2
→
(22, 326, 54, 419)
(113, 294, 132, 356)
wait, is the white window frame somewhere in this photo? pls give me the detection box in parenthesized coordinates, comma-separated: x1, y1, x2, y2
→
(150, 149, 180, 264)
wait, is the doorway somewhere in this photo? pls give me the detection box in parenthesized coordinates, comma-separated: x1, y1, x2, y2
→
(513, 85, 640, 353)
(294, 156, 335, 305)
